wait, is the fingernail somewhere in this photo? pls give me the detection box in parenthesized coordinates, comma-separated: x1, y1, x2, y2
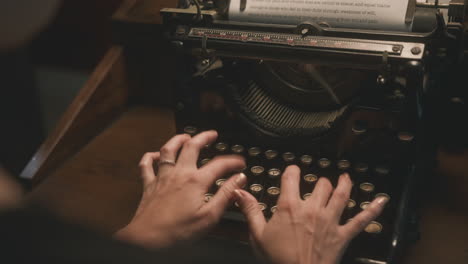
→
(343, 173, 350, 179)
(377, 196, 389, 205)
(234, 189, 243, 199)
(235, 173, 247, 187)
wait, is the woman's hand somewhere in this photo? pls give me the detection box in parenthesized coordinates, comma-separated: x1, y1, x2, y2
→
(235, 165, 388, 264)
(115, 131, 247, 249)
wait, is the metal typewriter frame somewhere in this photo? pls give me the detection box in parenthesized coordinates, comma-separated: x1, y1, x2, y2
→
(160, 1, 467, 263)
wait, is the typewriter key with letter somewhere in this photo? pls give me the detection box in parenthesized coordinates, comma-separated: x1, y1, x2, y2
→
(337, 159, 351, 170)
(300, 155, 313, 166)
(268, 168, 281, 179)
(270, 205, 278, 214)
(364, 221, 383, 234)
(282, 152, 296, 164)
(265, 149, 279, 160)
(318, 158, 331, 169)
(341, 199, 357, 223)
(251, 166, 265, 177)
(231, 144, 245, 154)
(299, 154, 313, 173)
(265, 150, 279, 167)
(359, 182, 375, 201)
(215, 142, 229, 153)
(199, 158, 211, 167)
(204, 193, 214, 203)
(248, 147, 262, 157)
(183, 125, 197, 136)
(250, 184, 264, 197)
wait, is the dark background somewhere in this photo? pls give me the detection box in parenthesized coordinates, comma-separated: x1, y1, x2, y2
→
(0, 0, 123, 176)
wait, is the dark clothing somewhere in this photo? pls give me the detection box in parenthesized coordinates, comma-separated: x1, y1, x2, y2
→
(0, 205, 259, 264)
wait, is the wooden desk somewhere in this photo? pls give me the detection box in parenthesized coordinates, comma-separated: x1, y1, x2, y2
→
(27, 106, 175, 234)
(23, 0, 468, 262)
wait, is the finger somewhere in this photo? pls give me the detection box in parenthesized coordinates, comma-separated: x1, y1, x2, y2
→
(198, 155, 246, 187)
(234, 189, 266, 241)
(341, 196, 389, 238)
(177, 130, 218, 167)
(277, 165, 301, 207)
(326, 173, 352, 221)
(138, 152, 160, 186)
(204, 173, 248, 219)
(159, 134, 191, 175)
(308, 177, 333, 208)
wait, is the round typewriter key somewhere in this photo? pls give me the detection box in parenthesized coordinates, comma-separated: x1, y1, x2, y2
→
(364, 221, 383, 234)
(318, 158, 331, 168)
(398, 131, 414, 142)
(215, 142, 228, 152)
(302, 193, 312, 200)
(183, 126, 197, 135)
(200, 158, 211, 166)
(342, 200, 356, 223)
(231, 144, 245, 154)
(258, 203, 267, 211)
(216, 179, 226, 188)
(355, 163, 369, 173)
(268, 168, 281, 179)
(347, 199, 357, 209)
(352, 120, 368, 135)
(359, 182, 375, 193)
(251, 166, 265, 176)
(375, 193, 391, 202)
(204, 193, 214, 203)
(282, 152, 296, 163)
(374, 165, 390, 176)
(248, 147, 261, 157)
(265, 150, 279, 160)
(267, 187, 280, 197)
(250, 184, 264, 194)
(337, 160, 351, 170)
(270, 205, 278, 214)
(303, 174, 318, 183)
(300, 155, 313, 165)
(360, 201, 371, 210)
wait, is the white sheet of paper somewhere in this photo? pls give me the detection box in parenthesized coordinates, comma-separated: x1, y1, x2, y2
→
(229, 0, 411, 31)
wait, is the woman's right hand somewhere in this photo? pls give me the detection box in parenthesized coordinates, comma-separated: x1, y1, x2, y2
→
(234, 165, 388, 264)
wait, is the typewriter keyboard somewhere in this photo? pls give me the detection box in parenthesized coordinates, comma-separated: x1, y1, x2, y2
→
(199, 141, 395, 231)
(183, 121, 414, 262)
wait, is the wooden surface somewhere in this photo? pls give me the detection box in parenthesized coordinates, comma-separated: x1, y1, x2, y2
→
(21, 46, 129, 184)
(28, 107, 175, 234)
(113, 0, 176, 24)
(402, 203, 468, 264)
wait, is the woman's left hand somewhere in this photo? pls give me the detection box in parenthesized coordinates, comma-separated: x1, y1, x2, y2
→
(115, 131, 247, 249)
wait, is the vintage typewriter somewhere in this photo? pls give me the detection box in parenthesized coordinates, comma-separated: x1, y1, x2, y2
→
(160, 0, 467, 263)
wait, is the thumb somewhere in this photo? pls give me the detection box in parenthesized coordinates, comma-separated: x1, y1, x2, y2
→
(234, 189, 266, 242)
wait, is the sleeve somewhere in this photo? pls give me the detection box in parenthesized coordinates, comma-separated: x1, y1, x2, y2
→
(0, 205, 260, 264)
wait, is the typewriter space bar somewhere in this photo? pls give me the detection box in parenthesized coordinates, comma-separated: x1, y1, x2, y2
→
(187, 27, 424, 60)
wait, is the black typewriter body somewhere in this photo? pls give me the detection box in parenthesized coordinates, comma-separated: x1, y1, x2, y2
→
(160, 1, 467, 263)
